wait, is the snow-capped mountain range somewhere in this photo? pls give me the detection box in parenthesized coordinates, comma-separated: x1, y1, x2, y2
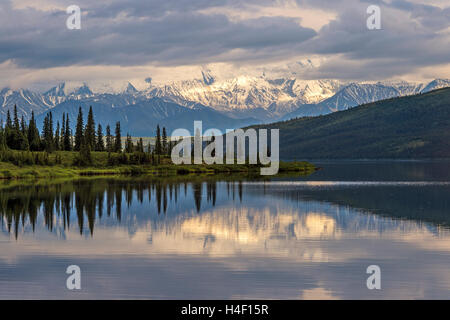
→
(1, 74, 449, 135)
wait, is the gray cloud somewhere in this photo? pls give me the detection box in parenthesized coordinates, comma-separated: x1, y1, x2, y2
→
(293, 0, 450, 79)
(0, 0, 315, 68)
(0, 0, 449, 82)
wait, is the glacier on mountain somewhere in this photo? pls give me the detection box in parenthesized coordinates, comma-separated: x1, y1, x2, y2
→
(1, 72, 449, 127)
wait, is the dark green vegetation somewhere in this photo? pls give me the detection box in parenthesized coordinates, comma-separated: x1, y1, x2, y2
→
(253, 87, 450, 159)
(0, 104, 174, 156)
(0, 104, 174, 173)
(0, 104, 315, 179)
(0, 152, 315, 179)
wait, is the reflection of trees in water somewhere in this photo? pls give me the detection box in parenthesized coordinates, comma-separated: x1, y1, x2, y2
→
(225, 181, 242, 203)
(0, 179, 239, 238)
(207, 182, 216, 206)
(193, 182, 202, 212)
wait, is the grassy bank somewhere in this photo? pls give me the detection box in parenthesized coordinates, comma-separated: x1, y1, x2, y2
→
(0, 150, 316, 179)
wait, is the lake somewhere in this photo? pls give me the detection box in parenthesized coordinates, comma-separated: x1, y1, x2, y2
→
(1, 160, 449, 299)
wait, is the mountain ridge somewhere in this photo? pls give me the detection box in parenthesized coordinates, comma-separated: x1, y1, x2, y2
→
(2, 77, 449, 136)
(252, 87, 450, 159)
(35, 97, 259, 136)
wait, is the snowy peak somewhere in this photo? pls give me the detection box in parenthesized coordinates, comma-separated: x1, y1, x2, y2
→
(125, 82, 138, 94)
(281, 79, 341, 104)
(302, 80, 342, 104)
(315, 82, 417, 113)
(141, 77, 450, 120)
(44, 82, 66, 97)
(0, 87, 52, 118)
(283, 79, 450, 120)
(147, 76, 342, 116)
(422, 79, 450, 93)
(201, 69, 215, 85)
(379, 81, 425, 96)
(0, 87, 12, 97)
(2, 77, 450, 123)
(70, 83, 93, 97)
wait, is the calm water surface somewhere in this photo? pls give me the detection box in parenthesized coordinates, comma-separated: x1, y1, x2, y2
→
(1, 160, 450, 299)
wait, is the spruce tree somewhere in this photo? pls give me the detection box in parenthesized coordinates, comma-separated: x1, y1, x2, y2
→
(155, 125, 162, 155)
(64, 114, 71, 151)
(48, 112, 54, 146)
(47, 112, 55, 152)
(70, 128, 74, 150)
(74, 107, 84, 151)
(96, 124, 105, 151)
(162, 127, 167, 154)
(5, 110, 12, 130)
(20, 115, 27, 136)
(75, 136, 92, 166)
(61, 113, 66, 149)
(4, 106, 25, 150)
(125, 134, 134, 153)
(0, 125, 6, 151)
(105, 125, 112, 152)
(42, 115, 48, 148)
(85, 106, 96, 150)
(19, 132, 29, 151)
(54, 121, 60, 151)
(20, 115, 29, 150)
(28, 111, 41, 151)
(13, 105, 20, 132)
(42, 113, 54, 152)
(114, 121, 122, 152)
(4, 111, 12, 149)
(137, 138, 144, 153)
(167, 140, 172, 156)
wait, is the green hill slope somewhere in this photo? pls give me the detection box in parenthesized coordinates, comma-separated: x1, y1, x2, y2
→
(253, 87, 450, 159)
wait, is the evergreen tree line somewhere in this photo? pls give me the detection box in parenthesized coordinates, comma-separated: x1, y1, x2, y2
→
(0, 105, 174, 156)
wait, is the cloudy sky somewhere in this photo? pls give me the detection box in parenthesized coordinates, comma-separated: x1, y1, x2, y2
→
(0, 0, 449, 91)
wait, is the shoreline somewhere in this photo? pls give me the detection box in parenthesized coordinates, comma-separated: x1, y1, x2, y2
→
(0, 161, 317, 180)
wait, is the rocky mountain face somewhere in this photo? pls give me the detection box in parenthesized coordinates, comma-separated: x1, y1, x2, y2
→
(2, 74, 449, 135)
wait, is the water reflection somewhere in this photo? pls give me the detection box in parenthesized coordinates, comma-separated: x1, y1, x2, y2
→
(3, 178, 449, 239)
(0, 174, 450, 299)
(0, 179, 227, 238)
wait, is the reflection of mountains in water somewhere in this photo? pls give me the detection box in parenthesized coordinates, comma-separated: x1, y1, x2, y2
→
(243, 181, 450, 228)
(0, 179, 447, 242)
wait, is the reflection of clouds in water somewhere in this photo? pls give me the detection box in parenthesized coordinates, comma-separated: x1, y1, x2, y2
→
(301, 287, 340, 300)
(2, 201, 450, 264)
(1, 179, 450, 299)
(181, 210, 337, 243)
